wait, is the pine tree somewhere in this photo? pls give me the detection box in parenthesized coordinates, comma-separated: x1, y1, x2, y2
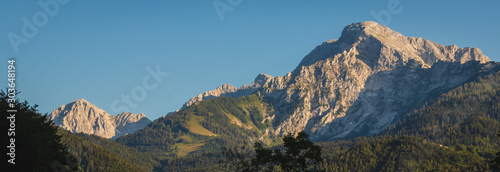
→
(1, 90, 80, 171)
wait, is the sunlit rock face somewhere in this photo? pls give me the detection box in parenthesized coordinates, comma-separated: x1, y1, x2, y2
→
(50, 98, 151, 139)
(182, 21, 497, 141)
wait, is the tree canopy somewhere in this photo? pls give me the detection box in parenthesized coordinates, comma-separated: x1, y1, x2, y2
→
(1, 91, 79, 171)
(221, 131, 322, 171)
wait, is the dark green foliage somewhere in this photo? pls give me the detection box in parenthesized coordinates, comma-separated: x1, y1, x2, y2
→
(279, 132, 323, 171)
(59, 130, 147, 172)
(0, 91, 79, 171)
(252, 142, 278, 171)
(219, 141, 254, 171)
(324, 136, 488, 171)
(59, 130, 161, 172)
(221, 131, 322, 171)
(160, 153, 222, 172)
(490, 131, 500, 171)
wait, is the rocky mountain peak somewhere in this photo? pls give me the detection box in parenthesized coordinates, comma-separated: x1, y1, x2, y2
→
(295, 21, 398, 68)
(338, 21, 398, 44)
(112, 112, 152, 139)
(252, 73, 274, 87)
(114, 112, 147, 123)
(181, 84, 239, 109)
(68, 98, 93, 109)
(50, 99, 151, 139)
(216, 84, 238, 92)
(298, 21, 489, 71)
(51, 98, 107, 121)
(179, 21, 498, 141)
(74, 98, 88, 103)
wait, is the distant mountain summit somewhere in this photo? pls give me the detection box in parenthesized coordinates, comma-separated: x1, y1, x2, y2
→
(50, 98, 151, 139)
(181, 21, 499, 141)
(297, 21, 489, 68)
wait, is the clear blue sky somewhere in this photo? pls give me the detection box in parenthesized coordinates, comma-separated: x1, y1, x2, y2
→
(1, 1, 499, 120)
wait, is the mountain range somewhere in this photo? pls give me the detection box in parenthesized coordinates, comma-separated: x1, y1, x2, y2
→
(48, 21, 500, 171)
(178, 21, 498, 141)
(50, 20, 500, 148)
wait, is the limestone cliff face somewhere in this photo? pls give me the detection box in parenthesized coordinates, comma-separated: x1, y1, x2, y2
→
(182, 21, 498, 141)
(112, 112, 152, 139)
(50, 99, 152, 139)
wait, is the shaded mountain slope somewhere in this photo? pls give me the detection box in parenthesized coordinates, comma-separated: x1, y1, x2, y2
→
(320, 71, 500, 171)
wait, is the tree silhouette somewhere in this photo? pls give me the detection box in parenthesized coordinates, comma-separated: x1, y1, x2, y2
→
(1, 90, 79, 171)
(279, 132, 322, 171)
(219, 141, 255, 172)
(221, 131, 322, 171)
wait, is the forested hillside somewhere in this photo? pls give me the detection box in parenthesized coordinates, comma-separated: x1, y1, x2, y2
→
(318, 71, 500, 171)
(321, 136, 488, 171)
(59, 130, 161, 171)
(116, 94, 280, 158)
